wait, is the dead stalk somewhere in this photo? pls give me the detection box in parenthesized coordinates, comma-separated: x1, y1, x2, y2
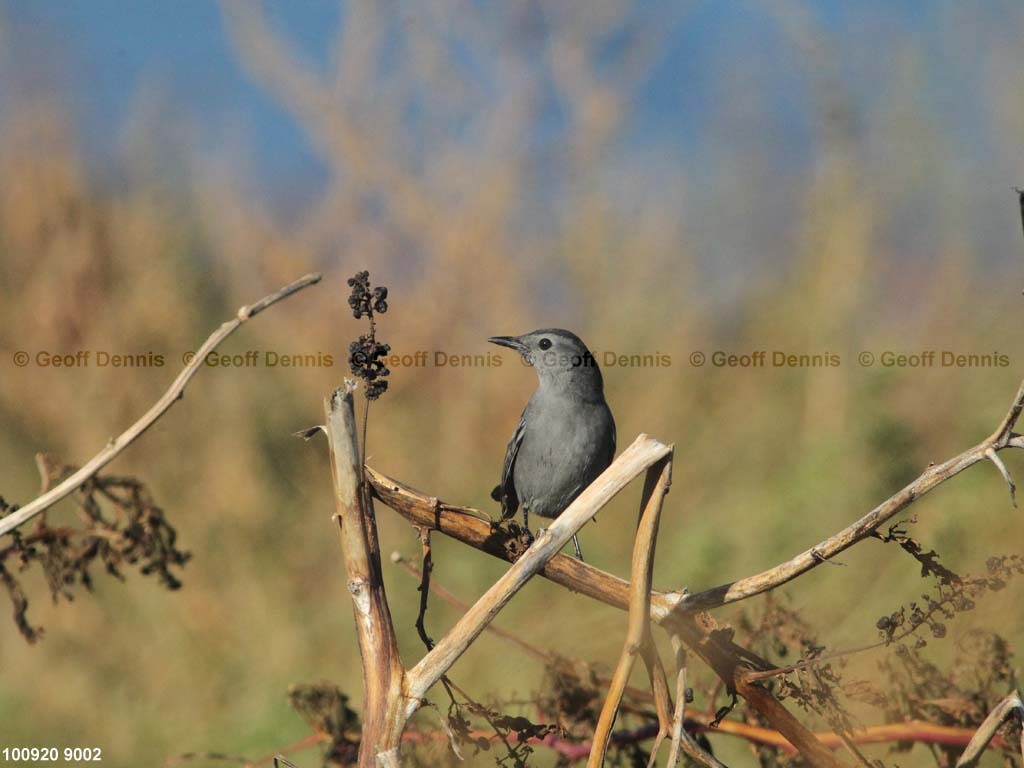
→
(324, 384, 405, 767)
(367, 373, 1024, 630)
(640, 639, 673, 768)
(404, 435, 672, 705)
(337, 373, 1024, 764)
(954, 691, 1024, 768)
(324, 408, 672, 764)
(665, 631, 725, 768)
(734, 674, 848, 768)
(588, 456, 672, 767)
(391, 552, 553, 663)
(0, 273, 322, 538)
(665, 632, 688, 767)
(671, 379, 1024, 614)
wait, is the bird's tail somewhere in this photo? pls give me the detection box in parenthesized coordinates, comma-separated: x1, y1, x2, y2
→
(491, 484, 518, 520)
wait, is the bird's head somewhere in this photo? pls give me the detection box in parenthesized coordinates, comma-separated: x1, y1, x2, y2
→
(488, 328, 605, 399)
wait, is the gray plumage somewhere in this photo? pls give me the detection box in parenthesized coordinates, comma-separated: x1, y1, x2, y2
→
(489, 329, 616, 559)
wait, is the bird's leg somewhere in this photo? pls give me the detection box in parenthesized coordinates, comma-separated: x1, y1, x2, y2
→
(522, 508, 533, 539)
(572, 534, 584, 561)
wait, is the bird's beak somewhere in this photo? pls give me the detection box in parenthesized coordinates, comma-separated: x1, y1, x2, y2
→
(487, 335, 528, 354)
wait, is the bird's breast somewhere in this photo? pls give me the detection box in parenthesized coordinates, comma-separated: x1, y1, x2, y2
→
(513, 394, 615, 518)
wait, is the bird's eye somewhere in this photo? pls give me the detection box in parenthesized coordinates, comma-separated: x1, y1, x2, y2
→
(538, 338, 552, 350)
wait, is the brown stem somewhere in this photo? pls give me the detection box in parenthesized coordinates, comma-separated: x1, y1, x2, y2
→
(367, 466, 642, 612)
(735, 675, 849, 768)
(360, 377, 1024, 765)
(412, 527, 435, 650)
(404, 435, 672, 703)
(223, 710, 1017, 767)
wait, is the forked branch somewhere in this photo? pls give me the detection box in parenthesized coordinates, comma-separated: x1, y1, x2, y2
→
(323, 383, 405, 768)
(0, 273, 322, 538)
(403, 434, 672, 705)
(671, 378, 1024, 613)
(363, 374, 1024, 766)
(368, 373, 1024, 628)
(322, 399, 674, 764)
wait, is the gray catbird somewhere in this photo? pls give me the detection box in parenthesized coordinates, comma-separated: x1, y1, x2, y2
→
(489, 329, 616, 560)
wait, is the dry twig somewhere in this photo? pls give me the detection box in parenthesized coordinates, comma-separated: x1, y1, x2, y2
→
(365, 377, 1024, 630)
(954, 690, 1024, 768)
(362, 375, 1024, 766)
(391, 551, 552, 663)
(0, 273, 322, 538)
(588, 456, 672, 768)
(322, 387, 673, 766)
(671, 380, 1024, 614)
(639, 638, 673, 768)
(403, 434, 672, 703)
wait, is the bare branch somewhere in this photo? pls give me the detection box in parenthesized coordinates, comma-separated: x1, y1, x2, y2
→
(391, 551, 553, 664)
(984, 448, 1017, 507)
(412, 527, 436, 651)
(368, 466, 645, 613)
(674, 378, 1024, 613)
(955, 691, 1024, 768)
(323, 382, 405, 768)
(589, 455, 672, 768)
(639, 639, 672, 768)
(0, 273, 322, 539)
(368, 373, 1024, 628)
(183, 707, 1019, 766)
(989, 380, 1024, 447)
(666, 631, 726, 768)
(404, 434, 672, 704)
(665, 632, 689, 768)
(735, 675, 849, 768)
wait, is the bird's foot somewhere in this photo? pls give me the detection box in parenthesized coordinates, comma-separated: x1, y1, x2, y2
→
(528, 528, 584, 560)
(572, 534, 585, 561)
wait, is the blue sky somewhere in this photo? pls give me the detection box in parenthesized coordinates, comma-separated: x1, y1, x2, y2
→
(3, 0, 1022, 270)
(1, 1, 823, 191)
(3, 0, 339, 196)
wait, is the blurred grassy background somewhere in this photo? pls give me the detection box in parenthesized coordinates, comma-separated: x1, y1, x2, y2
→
(1, 1, 1023, 766)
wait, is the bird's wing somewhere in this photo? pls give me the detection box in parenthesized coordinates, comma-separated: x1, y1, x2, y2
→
(492, 411, 526, 519)
(588, 413, 616, 505)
